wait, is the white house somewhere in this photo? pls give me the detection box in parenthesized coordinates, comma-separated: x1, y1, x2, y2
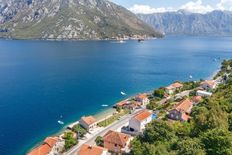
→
(197, 90, 212, 97)
(165, 82, 183, 95)
(200, 80, 217, 90)
(135, 94, 150, 106)
(79, 116, 97, 131)
(129, 110, 152, 132)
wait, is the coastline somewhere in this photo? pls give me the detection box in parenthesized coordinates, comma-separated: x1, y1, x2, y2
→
(26, 65, 222, 154)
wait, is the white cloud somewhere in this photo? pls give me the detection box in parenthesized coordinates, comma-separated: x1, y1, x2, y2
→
(217, 0, 232, 10)
(128, 4, 175, 14)
(128, 0, 232, 14)
(180, 0, 214, 13)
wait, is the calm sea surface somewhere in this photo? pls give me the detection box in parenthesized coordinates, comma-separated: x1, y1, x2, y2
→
(0, 36, 232, 155)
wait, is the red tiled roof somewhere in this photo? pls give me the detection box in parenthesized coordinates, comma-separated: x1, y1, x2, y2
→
(103, 130, 130, 146)
(201, 80, 216, 88)
(44, 137, 58, 148)
(136, 94, 148, 100)
(117, 100, 130, 107)
(28, 144, 51, 155)
(192, 96, 202, 103)
(134, 110, 152, 122)
(172, 82, 183, 88)
(182, 113, 190, 121)
(78, 144, 107, 155)
(174, 99, 193, 113)
(81, 116, 96, 125)
(166, 82, 183, 90)
(28, 137, 58, 155)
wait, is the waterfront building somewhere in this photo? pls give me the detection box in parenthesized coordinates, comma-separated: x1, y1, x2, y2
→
(79, 116, 97, 131)
(165, 82, 183, 94)
(135, 94, 150, 106)
(28, 137, 59, 155)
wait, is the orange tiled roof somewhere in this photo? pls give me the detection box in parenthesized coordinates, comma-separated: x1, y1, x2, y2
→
(134, 110, 152, 122)
(103, 130, 130, 146)
(192, 96, 202, 103)
(81, 116, 96, 125)
(182, 113, 190, 121)
(136, 94, 148, 100)
(174, 99, 193, 113)
(28, 137, 58, 155)
(78, 144, 106, 155)
(201, 80, 216, 88)
(166, 82, 183, 90)
(117, 100, 130, 106)
(44, 137, 58, 148)
(172, 82, 183, 88)
(28, 144, 51, 155)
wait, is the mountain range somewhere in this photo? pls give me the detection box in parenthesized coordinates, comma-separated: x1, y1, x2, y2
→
(0, 0, 162, 40)
(138, 10, 232, 36)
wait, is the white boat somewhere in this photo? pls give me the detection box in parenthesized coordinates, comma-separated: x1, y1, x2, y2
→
(189, 75, 193, 79)
(101, 104, 109, 107)
(58, 120, 64, 125)
(119, 40, 125, 43)
(121, 91, 127, 96)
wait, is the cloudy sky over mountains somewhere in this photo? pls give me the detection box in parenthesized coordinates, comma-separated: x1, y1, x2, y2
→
(112, 0, 232, 14)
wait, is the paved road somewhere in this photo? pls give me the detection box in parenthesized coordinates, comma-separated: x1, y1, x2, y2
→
(64, 113, 135, 155)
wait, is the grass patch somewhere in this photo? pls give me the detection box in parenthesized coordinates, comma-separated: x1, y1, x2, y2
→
(97, 109, 129, 127)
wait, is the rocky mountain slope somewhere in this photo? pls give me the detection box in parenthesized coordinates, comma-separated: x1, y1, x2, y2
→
(138, 10, 232, 35)
(0, 0, 162, 40)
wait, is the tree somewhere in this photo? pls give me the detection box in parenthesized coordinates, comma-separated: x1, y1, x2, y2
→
(201, 128, 232, 155)
(228, 113, 232, 131)
(63, 132, 77, 150)
(95, 136, 104, 147)
(142, 121, 177, 143)
(72, 124, 87, 138)
(175, 138, 205, 155)
(143, 143, 169, 155)
(153, 88, 165, 98)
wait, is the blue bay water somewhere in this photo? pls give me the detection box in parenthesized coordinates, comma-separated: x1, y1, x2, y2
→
(0, 36, 232, 155)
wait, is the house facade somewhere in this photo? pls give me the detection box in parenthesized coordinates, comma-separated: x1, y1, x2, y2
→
(168, 99, 193, 122)
(79, 116, 97, 131)
(129, 110, 152, 132)
(165, 82, 183, 95)
(197, 90, 212, 97)
(103, 130, 131, 153)
(200, 80, 217, 90)
(135, 94, 150, 106)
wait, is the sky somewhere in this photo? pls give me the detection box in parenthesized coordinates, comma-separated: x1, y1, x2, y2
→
(111, 0, 232, 14)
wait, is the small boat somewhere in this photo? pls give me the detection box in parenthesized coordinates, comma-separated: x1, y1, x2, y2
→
(58, 120, 64, 125)
(121, 91, 127, 96)
(189, 75, 193, 79)
(101, 104, 109, 107)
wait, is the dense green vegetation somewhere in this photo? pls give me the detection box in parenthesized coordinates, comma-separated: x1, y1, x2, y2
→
(131, 60, 232, 155)
(95, 136, 104, 147)
(72, 124, 87, 138)
(63, 132, 77, 151)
